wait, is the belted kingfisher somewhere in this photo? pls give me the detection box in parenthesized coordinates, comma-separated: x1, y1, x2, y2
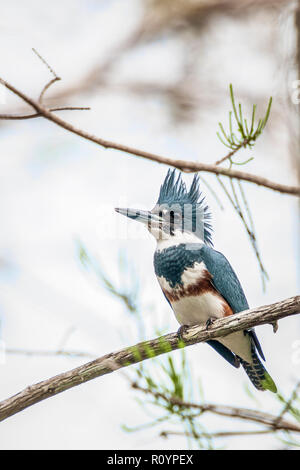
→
(115, 169, 277, 392)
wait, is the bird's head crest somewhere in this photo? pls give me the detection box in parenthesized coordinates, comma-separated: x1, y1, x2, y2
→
(155, 169, 213, 246)
(115, 169, 213, 246)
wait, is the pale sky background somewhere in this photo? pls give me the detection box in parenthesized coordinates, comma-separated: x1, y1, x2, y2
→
(0, 0, 299, 450)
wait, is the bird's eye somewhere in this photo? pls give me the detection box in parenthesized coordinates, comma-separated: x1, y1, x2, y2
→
(169, 210, 180, 221)
(159, 209, 168, 218)
(158, 208, 180, 221)
(170, 210, 175, 225)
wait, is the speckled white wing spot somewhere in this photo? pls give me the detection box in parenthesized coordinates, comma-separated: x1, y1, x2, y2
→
(156, 262, 208, 295)
(181, 262, 207, 288)
(157, 275, 172, 292)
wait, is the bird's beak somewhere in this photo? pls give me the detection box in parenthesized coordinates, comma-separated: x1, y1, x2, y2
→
(115, 207, 160, 225)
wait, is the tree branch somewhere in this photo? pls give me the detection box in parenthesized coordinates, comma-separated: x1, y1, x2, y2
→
(133, 384, 300, 434)
(160, 429, 278, 439)
(0, 77, 299, 196)
(215, 138, 249, 165)
(0, 106, 90, 120)
(0, 295, 299, 423)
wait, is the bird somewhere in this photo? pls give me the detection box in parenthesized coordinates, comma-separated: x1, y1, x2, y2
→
(115, 169, 277, 393)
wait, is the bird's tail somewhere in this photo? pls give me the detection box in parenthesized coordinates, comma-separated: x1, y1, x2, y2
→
(239, 343, 277, 393)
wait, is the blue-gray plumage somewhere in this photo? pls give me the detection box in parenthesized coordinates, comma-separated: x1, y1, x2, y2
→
(154, 242, 248, 312)
(115, 169, 277, 393)
(197, 244, 249, 313)
(154, 243, 204, 288)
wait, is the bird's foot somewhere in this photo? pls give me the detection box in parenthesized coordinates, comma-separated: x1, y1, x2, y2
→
(177, 324, 189, 341)
(206, 317, 216, 330)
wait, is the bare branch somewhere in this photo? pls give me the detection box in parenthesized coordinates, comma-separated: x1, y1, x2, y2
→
(32, 48, 59, 80)
(160, 429, 278, 439)
(0, 295, 298, 423)
(215, 138, 249, 165)
(0, 77, 299, 196)
(133, 384, 300, 434)
(0, 106, 90, 120)
(32, 48, 61, 103)
(39, 77, 61, 104)
(0, 50, 90, 124)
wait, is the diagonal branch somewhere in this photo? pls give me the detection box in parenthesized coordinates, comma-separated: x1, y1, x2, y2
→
(0, 77, 299, 196)
(215, 138, 249, 165)
(0, 295, 299, 423)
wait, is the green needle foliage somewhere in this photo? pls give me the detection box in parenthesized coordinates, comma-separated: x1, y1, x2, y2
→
(215, 85, 272, 290)
(77, 240, 138, 315)
(217, 84, 272, 156)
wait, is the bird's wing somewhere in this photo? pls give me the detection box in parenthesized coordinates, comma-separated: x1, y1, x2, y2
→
(162, 290, 172, 309)
(199, 245, 249, 313)
(199, 244, 265, 361)
(206, 340, 240, 368)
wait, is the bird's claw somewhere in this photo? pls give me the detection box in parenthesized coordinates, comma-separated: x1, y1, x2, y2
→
(206, 317, 216, 330)
(177, 324, 189, 341)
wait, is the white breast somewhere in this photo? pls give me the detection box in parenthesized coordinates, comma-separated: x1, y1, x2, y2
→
(157, 264, 253, 363)
(172, 292, 225, 326)
(172, 294, 253, 363)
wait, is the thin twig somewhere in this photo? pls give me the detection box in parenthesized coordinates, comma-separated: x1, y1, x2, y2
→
(39, 77, 61, 103)
(32, 48, 59, 79)
(229, 176, 268, 288)
(0, 106, 90, 120)
(32, 48, 61, 103)
(215, 138, 249, 165)
(0, 77, 299, 196)
(216, 175, 268, 289)
(198, 175, 224, 210)
(160, 429, 275, 439)
(236, 179, 268, 289)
